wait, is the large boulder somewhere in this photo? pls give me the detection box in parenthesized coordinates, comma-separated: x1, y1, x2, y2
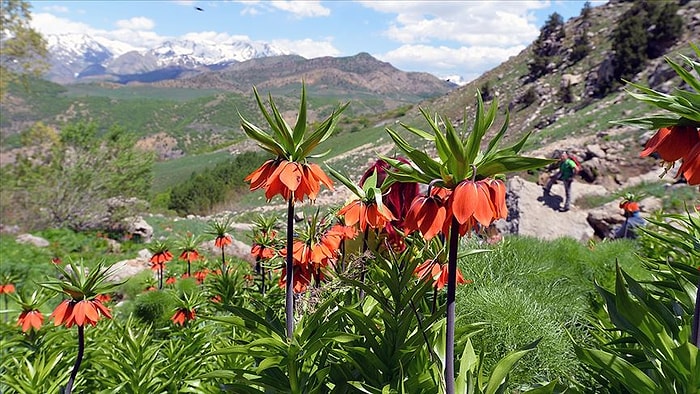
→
(15, 233, 50, 248)
(200, 238, 256, 265)
(123, 216, 153, 243)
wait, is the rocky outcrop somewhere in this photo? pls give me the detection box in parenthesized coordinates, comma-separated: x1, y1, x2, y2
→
(15, 234, 50, 248)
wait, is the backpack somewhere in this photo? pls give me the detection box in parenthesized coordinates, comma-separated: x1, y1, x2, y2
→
(569, 155, 582, 174)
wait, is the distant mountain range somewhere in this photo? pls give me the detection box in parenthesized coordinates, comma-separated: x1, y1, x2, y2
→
(45, 33, 291, 84)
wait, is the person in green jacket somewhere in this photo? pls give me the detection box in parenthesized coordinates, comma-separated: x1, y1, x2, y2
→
(543, 151, 578, 211)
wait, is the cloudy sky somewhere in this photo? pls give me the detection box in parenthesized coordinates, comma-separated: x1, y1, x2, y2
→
(29, 0, 601, 84)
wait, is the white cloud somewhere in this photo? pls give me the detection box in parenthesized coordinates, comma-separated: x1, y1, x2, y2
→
(271, 38, 340, 59)
(182, 31, 251, 43)
(115, 16, 155, 31)
(40, 5, 69, 13)
(269, 1, 330, 17)
(376, 44, 525, 82)
(235, 0, 330, 18)
(359, 1, 546, 46)
(32, 13, 95, 35)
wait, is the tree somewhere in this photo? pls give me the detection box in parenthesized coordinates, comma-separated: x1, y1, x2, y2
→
(2, 122, 154, 231)
(611, 5, 647, 84)
(0, 0, 48, 96)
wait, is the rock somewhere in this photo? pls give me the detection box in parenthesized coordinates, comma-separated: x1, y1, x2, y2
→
(124, 216, 153, 243)
(586, 201, 626, 239)
(639, 196, 663, 213)
(200, 238, 255, 265)
(105, 238, 121, 254)
(15, 233, 50, 248)
(586, 144, 606, 159)
(505, 176, 597, 241)
(107, 257, 151, 283)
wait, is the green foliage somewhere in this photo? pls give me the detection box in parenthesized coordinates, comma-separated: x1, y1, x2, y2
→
(133, 290, 176, 326)
(168, 151, 270, 215)
(576, 209, 700, 392)
(0, 0, 48, 96)
(2, 121, 154, 231)
(609, 1, 684, 92)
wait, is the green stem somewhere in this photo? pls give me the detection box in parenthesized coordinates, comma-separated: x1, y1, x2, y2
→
(359, 225, 369, 300)
(286, 196, 295, 339)
(445, 216, 460, 394)
(64, 325, 84, 394)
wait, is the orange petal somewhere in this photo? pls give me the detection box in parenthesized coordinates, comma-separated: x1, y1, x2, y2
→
(277, 161, 303, 191)
(679, 140, 700, 185)
(452, 181, 478, 224)
(640, 127, 671, 158)
(51, 300, 71, 326)
(84, 301, 100, 324)
(473, 182, 495, 226)
(307, 163, 334, 190)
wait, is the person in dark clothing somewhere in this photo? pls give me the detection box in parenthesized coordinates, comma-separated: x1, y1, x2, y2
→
(543, 151, 578, 211)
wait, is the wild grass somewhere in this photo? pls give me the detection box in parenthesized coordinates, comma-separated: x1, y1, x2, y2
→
(456, 235, 646, 386)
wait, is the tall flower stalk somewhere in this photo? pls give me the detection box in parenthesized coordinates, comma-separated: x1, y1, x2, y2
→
(241, 83, 347, 338)
(207, 217, 234, 273)
(41, 260, 120, 394)
(384, 92, 552, 392)
(148, 240, 172, 290)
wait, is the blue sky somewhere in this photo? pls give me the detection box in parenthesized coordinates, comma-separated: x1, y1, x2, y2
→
(29, 0, 601, 84)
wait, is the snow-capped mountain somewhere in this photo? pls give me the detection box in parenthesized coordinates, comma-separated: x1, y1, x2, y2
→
(44, 33, 290, 84)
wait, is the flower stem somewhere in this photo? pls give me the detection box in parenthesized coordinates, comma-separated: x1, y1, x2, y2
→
(359, 225, 369, 300)
(445, 216, 460, 394)
(285, 196, 295, 339)
(221, 247, 227, 274)
(159, 266, 163, 290)
(692, 275, 700, 347)
(64, 325, 84, 394)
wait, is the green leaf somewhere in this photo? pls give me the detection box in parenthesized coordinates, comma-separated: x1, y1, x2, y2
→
(574, 347, 658, 394)
(484, 339, 539, 394)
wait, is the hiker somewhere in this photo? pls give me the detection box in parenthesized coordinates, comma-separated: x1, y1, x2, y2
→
(543, 151, 579, 212)
(614, 200, 646, 239)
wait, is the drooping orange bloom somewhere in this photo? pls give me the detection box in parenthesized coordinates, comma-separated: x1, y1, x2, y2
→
(50, 299, 112, 328)
(149, 250, 173, 271)
(339, 199, 397, 230)
(171, 308, 196, 326)
(486, 179, 508, 220)
(17, 310, 43, 332)
(194, 269, 209, 284)
(214, 234, 232, 249)
(640, 126, 699, 162)
(165, 276, 177, 285)
(404, 192, 448, 240)
(51, 257, 62, 264)
(414, 260, 471, 291)
(95, 293, 112, 303)
(451, 180, 495, 227)
(641, 125, 700, 185)
(0, 283, 15, 294)
(278, 265, 312, 293)
(251, 243, 276, 260)
(246, 159, 333, 202)
(179, 250, 201, 263)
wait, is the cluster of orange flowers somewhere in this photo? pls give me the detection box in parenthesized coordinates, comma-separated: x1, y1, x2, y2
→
(171, 308, 196, 326)
(50, 299, 112, 328)
(17, 309, 43, 332)
(149, 249, 173, 271)
(279, 224, 357, 293)
(0, 283, 15, 294)
(245, 159, 334, 202)
(414, 259, 471, 291)
(640, 125, 700, 185)
(404, 179, 507, 241)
